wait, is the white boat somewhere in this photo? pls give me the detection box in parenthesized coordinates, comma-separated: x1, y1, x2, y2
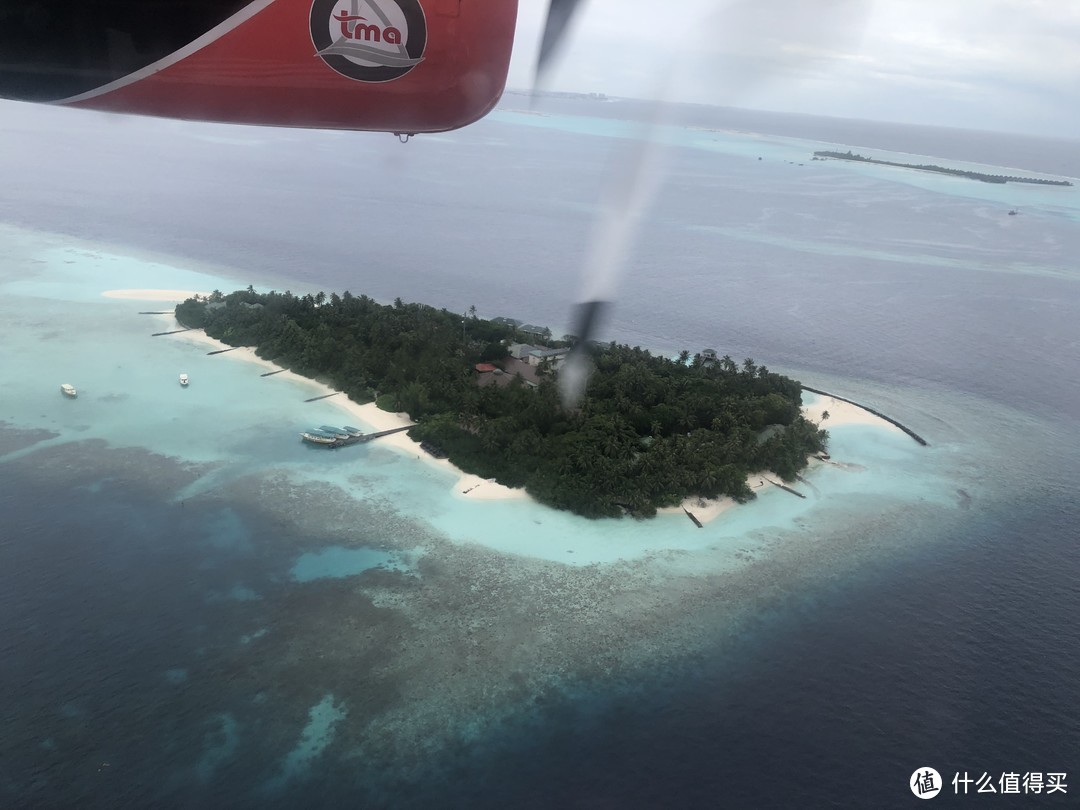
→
(300, 431, 337, 446)
(179, 374, 189, 386)
(60, 383, 77, 398)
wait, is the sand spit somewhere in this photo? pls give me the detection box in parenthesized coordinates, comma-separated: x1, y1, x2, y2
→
(802, 395, 904, 432)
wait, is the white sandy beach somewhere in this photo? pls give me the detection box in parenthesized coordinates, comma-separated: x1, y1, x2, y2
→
(802, 395, 904, 432)
(656, 466, 825, 525)
(658, 395, 902, 524)
(656, 492, 742, 524)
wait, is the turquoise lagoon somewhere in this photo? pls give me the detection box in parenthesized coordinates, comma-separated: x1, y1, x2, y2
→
(0, 223, 955, 573)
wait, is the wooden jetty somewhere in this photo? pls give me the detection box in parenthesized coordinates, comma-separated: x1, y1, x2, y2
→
(261, 369, 286, 377)
(795, 473, 820, 496)
(151, 328, 193, 337)
(302, 425, 411, 449)
(207, 347, 239, 356)
(802, 385, 928, 446)
(764, 477, 807, 499)
(139, 311, 173, 315)
(683, 508, 704, 528)
(304, 392, 340, 403)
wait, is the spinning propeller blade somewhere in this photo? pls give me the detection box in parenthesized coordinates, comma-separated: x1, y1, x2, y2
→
(536, 0, 587, 83)
(554, 0, 870, 407)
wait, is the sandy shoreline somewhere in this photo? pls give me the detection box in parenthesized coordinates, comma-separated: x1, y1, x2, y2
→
(656, 497, 740, 523)
(801, 395, 904, 432)
(155, 311, 528, 503)
(134, 290, 903, 521)
(655, 469, 806, 523)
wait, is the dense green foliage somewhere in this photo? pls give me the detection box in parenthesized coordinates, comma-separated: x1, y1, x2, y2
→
(177, 289, 828, 518)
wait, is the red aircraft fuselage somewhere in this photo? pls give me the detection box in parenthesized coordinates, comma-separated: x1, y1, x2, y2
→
(0, 0, 520, 133)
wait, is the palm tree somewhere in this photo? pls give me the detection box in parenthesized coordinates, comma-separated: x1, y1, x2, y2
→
(698, 465, 719, 494)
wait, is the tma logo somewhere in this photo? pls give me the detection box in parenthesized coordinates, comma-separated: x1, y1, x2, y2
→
(310, 0, 427, 82)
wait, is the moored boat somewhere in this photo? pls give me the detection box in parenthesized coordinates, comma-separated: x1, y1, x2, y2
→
(319, 425, 351, 440)
(179, 373, 189, 386)
(300, 431, 337, 445)
(342, 425, 365, 438)
(60, 383, 77, 398)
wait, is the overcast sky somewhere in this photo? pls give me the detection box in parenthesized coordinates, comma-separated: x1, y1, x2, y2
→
(505, 0, 1080, 137)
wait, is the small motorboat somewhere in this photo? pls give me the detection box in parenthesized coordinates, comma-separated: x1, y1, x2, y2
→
(179, 374, 189, 386)
(300, 431, 338, 446)
(60, 383, 77, 398)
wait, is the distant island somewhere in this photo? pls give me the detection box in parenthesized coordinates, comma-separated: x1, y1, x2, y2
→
(503, 89, 610, 101)
(813, 150, 1073, 186)
(176, 290, 827, 519)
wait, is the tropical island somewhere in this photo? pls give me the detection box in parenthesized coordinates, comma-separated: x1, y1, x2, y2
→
(813, 150, 1073, 186)
(175, 289, 827, 519)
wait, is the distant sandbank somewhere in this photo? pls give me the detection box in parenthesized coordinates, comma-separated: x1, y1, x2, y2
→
(103, 288, 209, 302)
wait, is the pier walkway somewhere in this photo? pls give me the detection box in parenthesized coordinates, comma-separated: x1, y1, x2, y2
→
(303, 425, 412, 449)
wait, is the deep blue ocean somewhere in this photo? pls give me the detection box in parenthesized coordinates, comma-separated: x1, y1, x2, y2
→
(1, 96, 1078, 808)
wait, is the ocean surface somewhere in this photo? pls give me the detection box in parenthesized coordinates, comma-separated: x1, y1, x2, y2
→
(1, 96, 1078, 808)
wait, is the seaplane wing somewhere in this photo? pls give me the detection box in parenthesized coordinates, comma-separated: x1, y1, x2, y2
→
(0, 0, 520, 134)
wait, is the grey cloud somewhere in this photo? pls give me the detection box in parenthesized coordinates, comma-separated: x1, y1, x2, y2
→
(507, 0, 1079, 136)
